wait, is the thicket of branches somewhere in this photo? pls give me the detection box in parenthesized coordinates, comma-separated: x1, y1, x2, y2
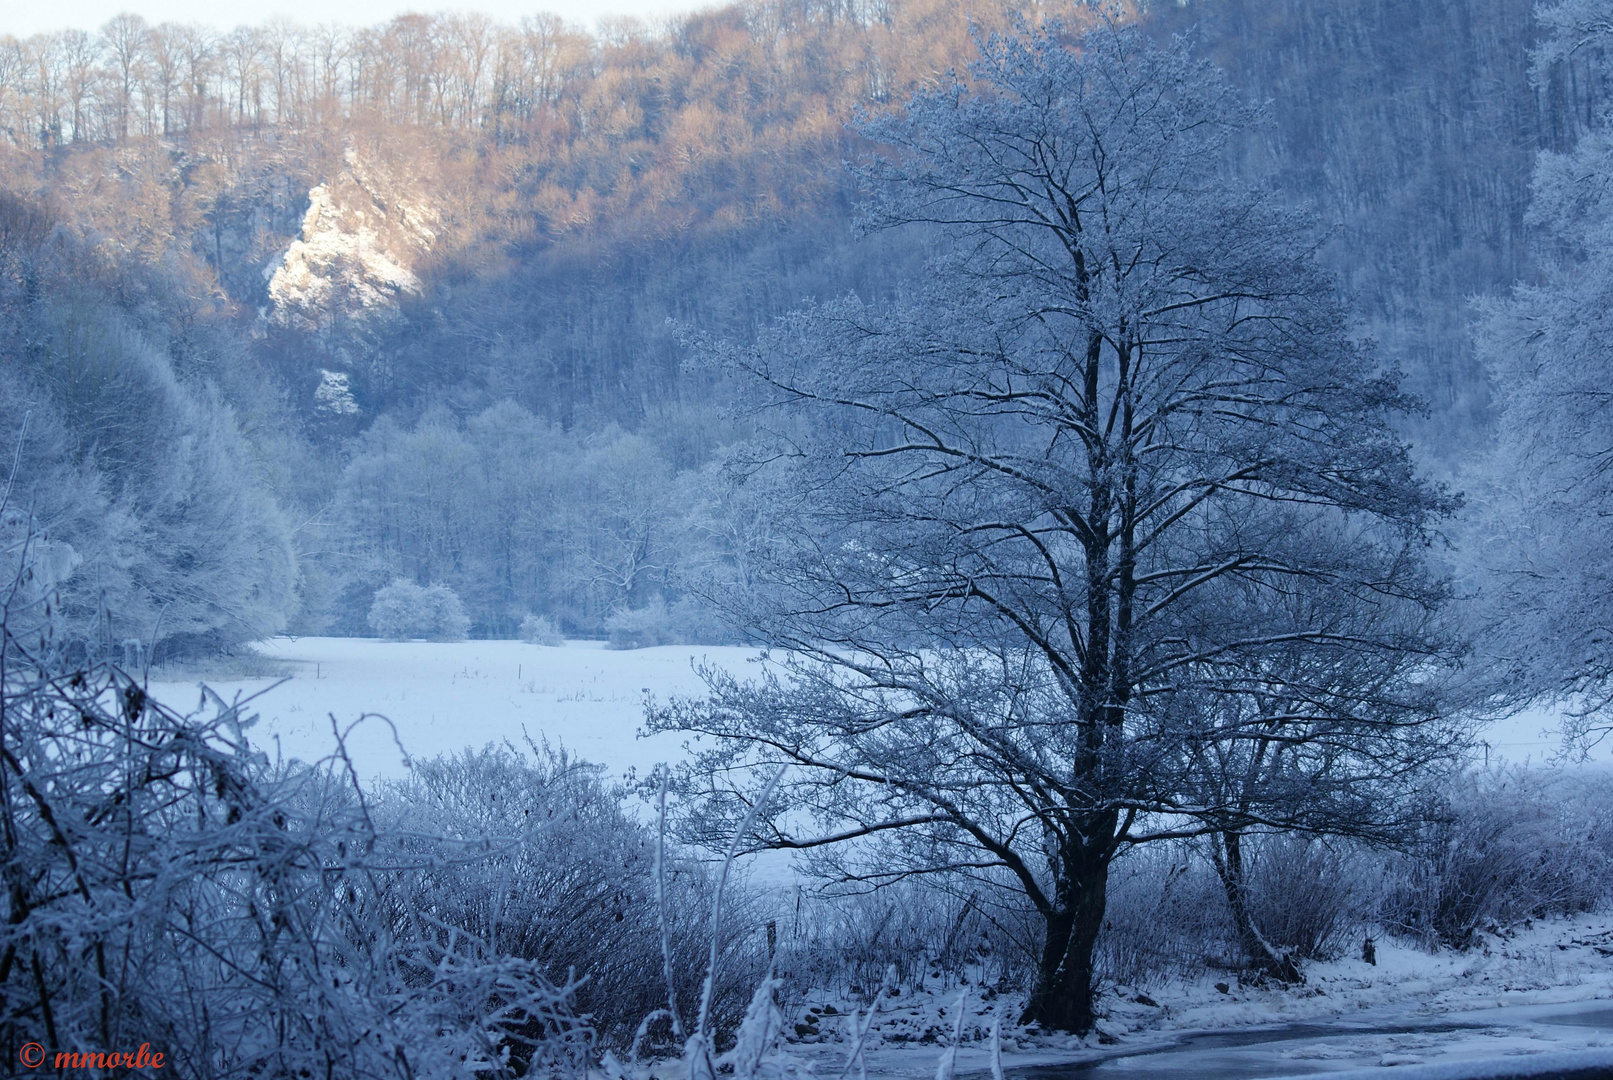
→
(0, 630, 594, 1076)
(0, 608, 781, 1073)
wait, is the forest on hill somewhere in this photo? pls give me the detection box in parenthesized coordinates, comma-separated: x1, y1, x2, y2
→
(0, 0, 1604, 646)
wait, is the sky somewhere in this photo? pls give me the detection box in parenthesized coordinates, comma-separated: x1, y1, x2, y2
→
(1, 0, 713, 38)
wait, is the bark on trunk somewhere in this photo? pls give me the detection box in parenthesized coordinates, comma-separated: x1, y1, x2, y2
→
(1019, 834, 1111, 1033)
(1213, 831, 1303, 984)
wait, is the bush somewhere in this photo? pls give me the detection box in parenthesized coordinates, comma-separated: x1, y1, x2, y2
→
(368, 580, 471, 640)
(1097, 850, 1232, 988)
(1382, 768, 1613, 949)
(0, 611, 589, 1077)
(1242, 836, 1359, 962)
(606, 597, 675, 649)
(605, 596, 734, 649)
(782, 879, 1037, 1003)
(372, 744, 769, 1049)
(519, 612, 565, 645)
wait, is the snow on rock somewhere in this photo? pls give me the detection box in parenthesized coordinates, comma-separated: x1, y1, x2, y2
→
(313, 369, 360, 415)
(266, 151, 438, 337)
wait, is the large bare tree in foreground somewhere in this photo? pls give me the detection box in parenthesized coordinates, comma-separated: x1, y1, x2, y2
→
(654, 21, 1466, 1033)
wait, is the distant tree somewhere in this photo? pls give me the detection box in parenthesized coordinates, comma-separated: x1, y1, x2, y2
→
(1472, 0, 1613, 753)
(100, 13, 150, 141)
(368, 579, 470, 640)
(570, 429, 677, 615)
(653, 21, 1459, 1032)
(519, 612, 563, 645)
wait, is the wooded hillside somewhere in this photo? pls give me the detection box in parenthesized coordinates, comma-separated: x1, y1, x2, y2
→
(0, 0, 1592, 644)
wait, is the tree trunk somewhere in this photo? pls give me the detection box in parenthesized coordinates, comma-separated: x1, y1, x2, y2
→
(1020, 833, 1111, 1033)
(1212, 831, 1303, 984)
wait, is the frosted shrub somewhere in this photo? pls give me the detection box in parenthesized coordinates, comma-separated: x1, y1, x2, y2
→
(606, 596, 733, 648)
(784, 880, 1036, 1000)
(424, 583, 473, 639)
(368, 579, 471, 640)
(520, 612, 565, 645)
(372, 744, 768, 1050)
(0, 613, 589, 1078)
(1097, 852, 1232, 987)
(369, 579, 432, 639)
(1242, 836, 1359, 961)
(606, 597, 674, 649)
(1384, 768, 1613, 949)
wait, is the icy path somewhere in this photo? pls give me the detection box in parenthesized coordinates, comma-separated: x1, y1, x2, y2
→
(795, 996, 1613, 1080)
(148, 636, 761, 783)
(1011, 1001, 1613, 1078)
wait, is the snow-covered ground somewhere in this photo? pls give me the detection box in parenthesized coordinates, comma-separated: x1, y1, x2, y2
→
(148, 636, 761, 783)
(753, 912, 1613, 1078)
(150, 638, 1601, 781)
(151, 638, 1613, 1077)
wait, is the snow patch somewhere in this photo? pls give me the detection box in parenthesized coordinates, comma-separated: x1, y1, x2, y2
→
(313, 369, 360, 415)
(147, 636, 757, 782)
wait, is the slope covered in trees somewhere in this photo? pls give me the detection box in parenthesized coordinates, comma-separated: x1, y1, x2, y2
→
(1154, 0, 1611, 447)
(0, 0, 1593, 642)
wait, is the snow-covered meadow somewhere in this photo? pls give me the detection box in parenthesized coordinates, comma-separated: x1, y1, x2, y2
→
(147, 637, 1594, 786)
(149, 636, 762, 783)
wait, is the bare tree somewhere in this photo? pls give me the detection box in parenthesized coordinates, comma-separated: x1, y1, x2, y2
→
(58, 30, 98, 142)
(99, 13, 148, 141)
(147, 24, 185, 134)
(220, 25, 263, 127)
(1163, 522, 1467, 981)
(653, 20, 1459, 1033)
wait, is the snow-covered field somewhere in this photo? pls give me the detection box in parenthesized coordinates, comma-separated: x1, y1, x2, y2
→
(148, 636, 761, 783)
(150, 637, 1597, 782)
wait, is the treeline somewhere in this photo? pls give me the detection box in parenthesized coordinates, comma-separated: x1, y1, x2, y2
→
(0, 0, 964, 146)
(0, 0, 1000, 248)
(311, 402, 750, 638)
